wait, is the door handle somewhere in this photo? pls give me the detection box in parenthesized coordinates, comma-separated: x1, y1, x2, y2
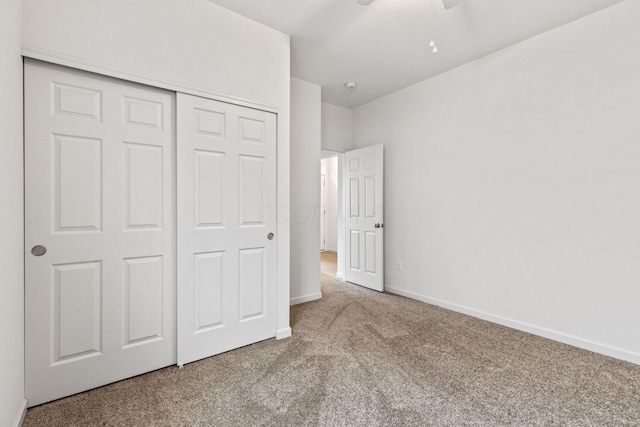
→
(267, 232, 275, 240)
(31, 245, 47, 256)
(374, 223, 383, 229)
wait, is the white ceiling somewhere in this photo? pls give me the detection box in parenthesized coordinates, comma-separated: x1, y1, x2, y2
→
(207, 0, 624, 108)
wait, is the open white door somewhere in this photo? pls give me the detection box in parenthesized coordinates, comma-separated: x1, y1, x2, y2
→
(344, 145, 384, 292)
(177, 94, 277, 366)
(25, 60, 176, 406)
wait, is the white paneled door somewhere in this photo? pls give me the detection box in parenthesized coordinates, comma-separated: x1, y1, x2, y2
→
(25, 60, 176, 406)
(344, 145, 384, 292)
(176, 94, 277, 366)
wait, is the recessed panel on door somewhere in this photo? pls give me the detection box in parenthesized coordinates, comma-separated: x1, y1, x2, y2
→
(350, 178, 360, 218)
(195, 151, 225, 229)
(239, 248, 265, 321)
(365, 175, 376, 218)
(195, 108, 225, 137)
(194, 251, 225, 332)
(365, 232, 377, 274)
(350, 230, 360, 271)
(54, 134, 102, 233)
(53, 261, 102, 364)
(239, 155, 265, 226)
(125, 142, 163, 230)
(123, 256, 163, 347)
(53, 82, 102, 120)
(365, 155, 375, 170)
(239, 117, 265, 143)
(124, 96, 163, 129)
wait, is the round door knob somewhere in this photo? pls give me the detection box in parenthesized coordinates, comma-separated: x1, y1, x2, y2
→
(31, 245, 47, 256)
(267, 233, 274, 240)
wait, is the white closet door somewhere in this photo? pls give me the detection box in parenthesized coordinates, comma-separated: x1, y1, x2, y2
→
(345, 144, 384, 292)
(177, 94, 277, 366)
(25, 60, 176, 407)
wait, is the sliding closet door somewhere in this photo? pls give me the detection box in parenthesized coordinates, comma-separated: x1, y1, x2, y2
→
(25, 60, 176, 406)
(177, 94, 277, 366)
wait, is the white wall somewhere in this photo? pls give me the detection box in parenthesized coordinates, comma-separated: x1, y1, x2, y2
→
(321, 157, 339, 252)
(321, 102, 353, 152)
(22, 0, 288, 110)
(290, 78, 323, 305)
(353, 0, 640, 364)
(0, 0, 26, 425)
(22, 0, 292, 339)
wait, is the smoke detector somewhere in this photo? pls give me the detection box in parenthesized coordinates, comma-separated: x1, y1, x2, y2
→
(345, 82, 358, 89)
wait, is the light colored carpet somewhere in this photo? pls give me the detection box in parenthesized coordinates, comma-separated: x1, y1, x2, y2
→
(24, 263, 640, 426)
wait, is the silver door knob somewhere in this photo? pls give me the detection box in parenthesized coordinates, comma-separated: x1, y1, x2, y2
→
(31, 245, 47, 256)
(374, 223, 383, 229)
(267, 232, 274, 240)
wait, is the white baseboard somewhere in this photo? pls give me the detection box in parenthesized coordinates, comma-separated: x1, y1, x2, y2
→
(290, 292, 322, 306)
(336, 272, 344, 280)
(325, 247, 337, 253)
(385, 286, 640, 366)
(13, 398, 27, 427)
(275, 327, 292, 340)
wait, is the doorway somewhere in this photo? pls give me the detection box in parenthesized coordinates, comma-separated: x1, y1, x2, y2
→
(320, 151, 343, 284)
(320, 145, 385, 292)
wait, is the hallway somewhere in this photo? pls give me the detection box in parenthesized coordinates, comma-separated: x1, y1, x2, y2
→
(321, 251, 338, 286)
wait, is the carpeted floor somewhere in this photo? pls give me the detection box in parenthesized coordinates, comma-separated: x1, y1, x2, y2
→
(24, 255, 640, 426)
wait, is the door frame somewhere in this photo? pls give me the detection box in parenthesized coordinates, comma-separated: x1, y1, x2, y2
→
(320, 171, 326, 251)
(320, 150, 345, 279)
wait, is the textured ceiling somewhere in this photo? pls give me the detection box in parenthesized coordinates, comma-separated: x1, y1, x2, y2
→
(207, 0, 625, 108)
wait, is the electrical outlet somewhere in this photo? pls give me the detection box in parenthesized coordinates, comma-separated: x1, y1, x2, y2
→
(396, 260, 403, 271)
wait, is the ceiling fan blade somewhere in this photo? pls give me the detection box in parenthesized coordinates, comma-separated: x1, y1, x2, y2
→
(442, 0, 462, 9)
(356, 0, 376, 5)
